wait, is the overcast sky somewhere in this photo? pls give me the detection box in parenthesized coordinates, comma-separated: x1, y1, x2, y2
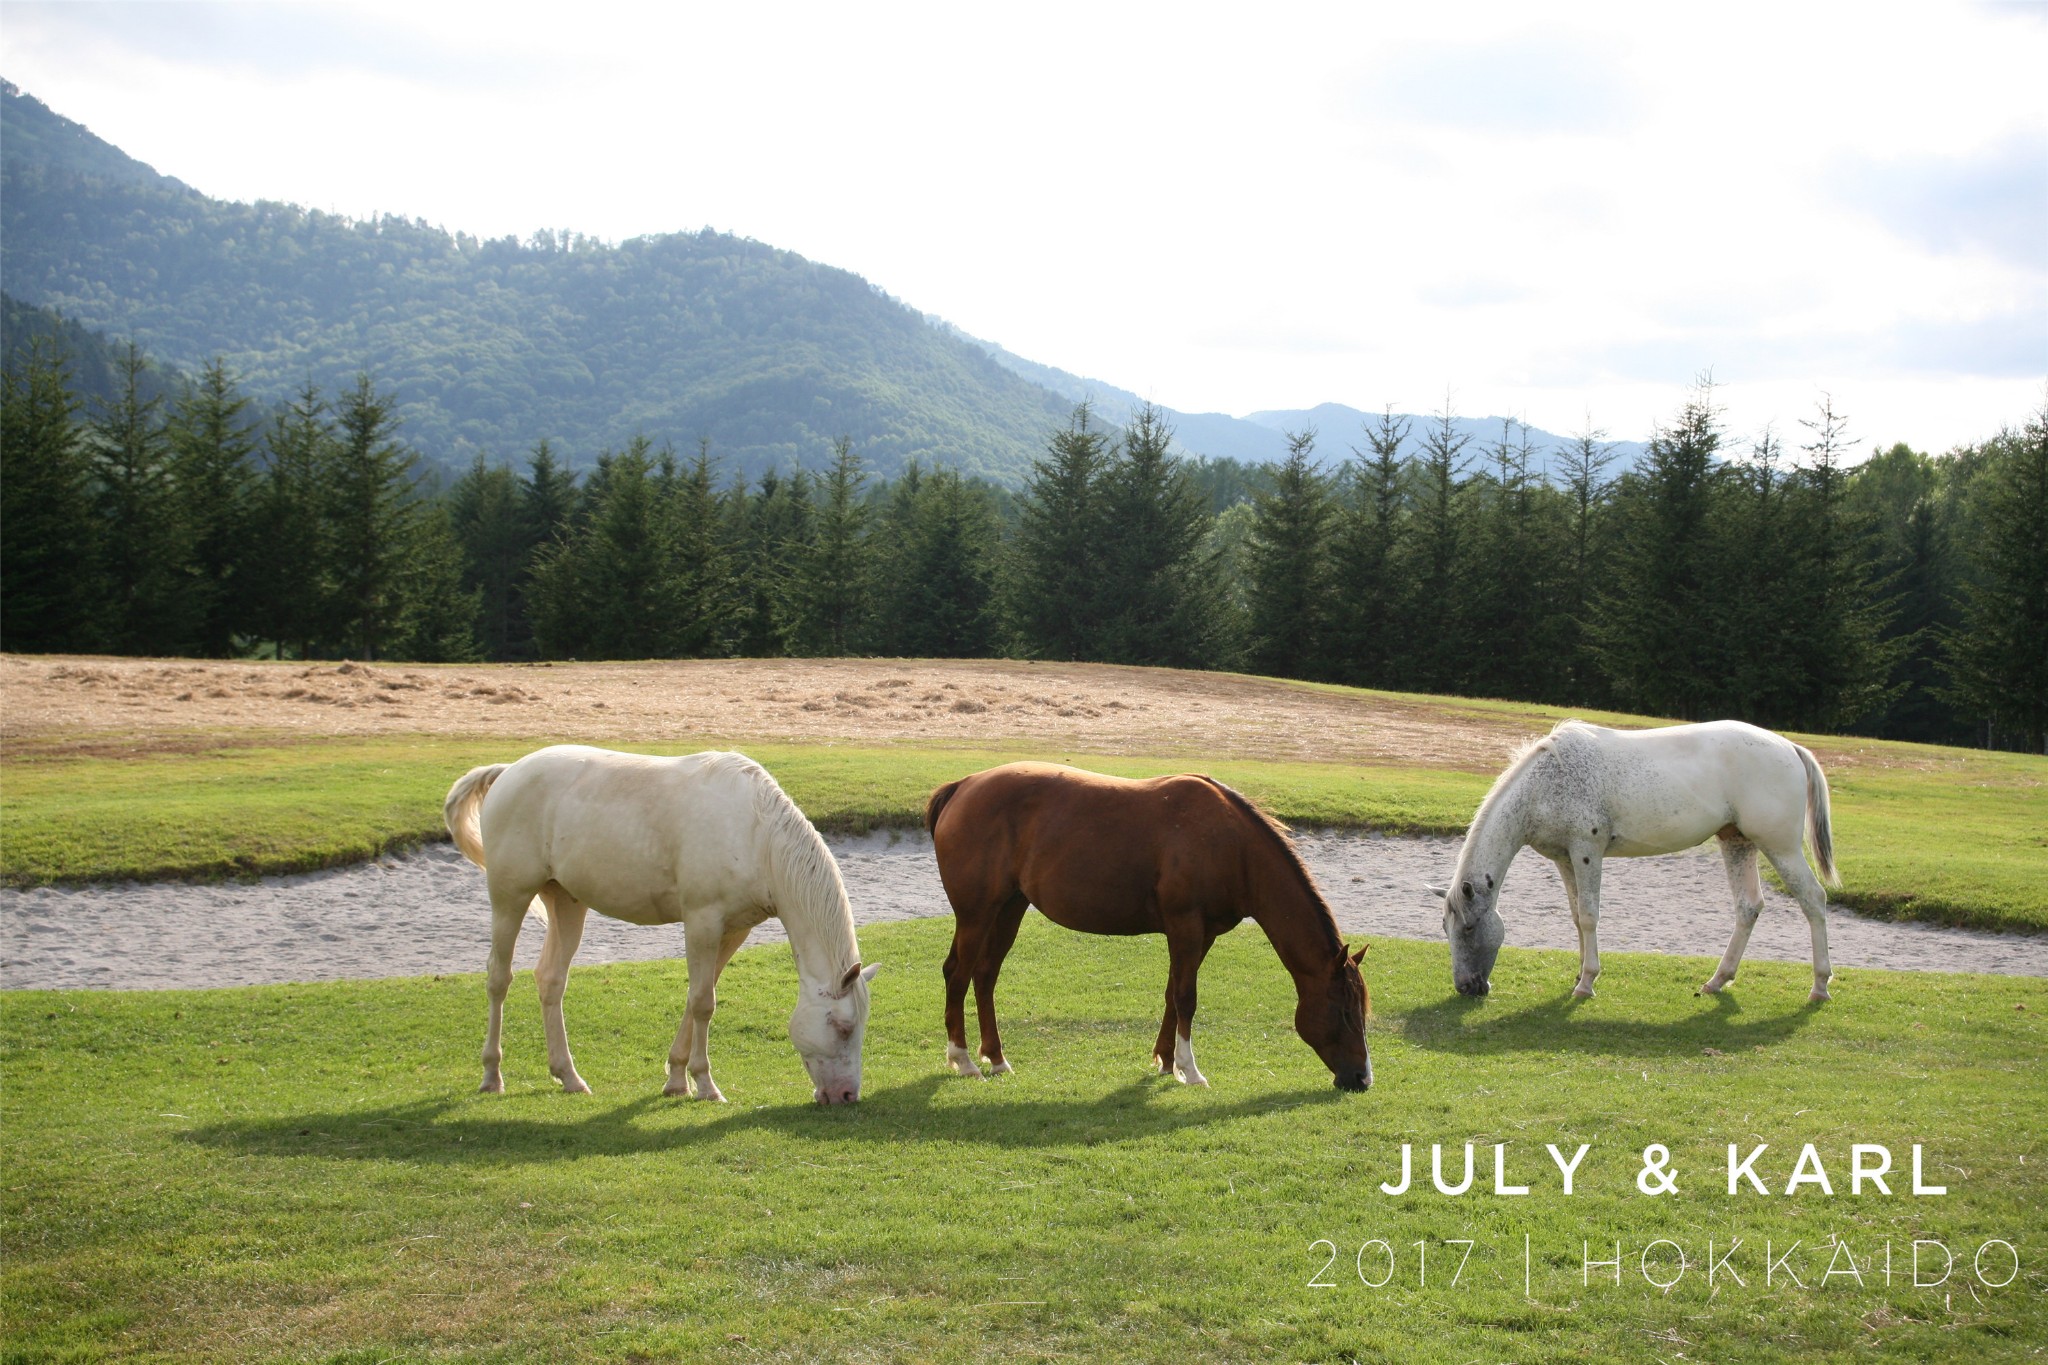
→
(3, 1, 2043, 453)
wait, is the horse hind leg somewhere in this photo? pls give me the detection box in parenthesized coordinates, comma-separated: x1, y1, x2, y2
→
(1702, 834, 1765, 995)
(480, 883, 536, 1093)
(534, 884, 591, 1094)
(1762, 843, 1834, 1003)
(942, 930, 983, 1079)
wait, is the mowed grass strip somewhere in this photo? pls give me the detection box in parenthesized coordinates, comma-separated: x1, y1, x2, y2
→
(0, 735, 1485, 884)
(2, 725, 2043, 932)
(3, 923, 2042, 1364)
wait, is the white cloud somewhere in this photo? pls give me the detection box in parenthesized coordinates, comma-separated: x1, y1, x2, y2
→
(1, 0, 2041, 453)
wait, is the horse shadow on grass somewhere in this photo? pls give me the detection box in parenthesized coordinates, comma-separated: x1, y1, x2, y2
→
(1394, 986, 1825, 1058)
(179, 1069, 1356, 1168)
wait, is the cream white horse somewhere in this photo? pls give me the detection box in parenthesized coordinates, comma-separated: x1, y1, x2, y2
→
(1435, 720, 1840, 1002)
(443, 746, 880, 1104)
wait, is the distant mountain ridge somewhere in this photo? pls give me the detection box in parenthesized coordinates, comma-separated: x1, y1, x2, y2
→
(961, 331, 1647, 476)
(2, 79, 1643, 483)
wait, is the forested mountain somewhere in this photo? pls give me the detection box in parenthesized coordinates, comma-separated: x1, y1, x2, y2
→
(0, 81, 1074, 481)
(1, 292, 183, 413)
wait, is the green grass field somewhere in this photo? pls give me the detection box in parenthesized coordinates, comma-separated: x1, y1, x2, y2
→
(3, 922, 2042, 1363)
(3, 711, 2043, 932)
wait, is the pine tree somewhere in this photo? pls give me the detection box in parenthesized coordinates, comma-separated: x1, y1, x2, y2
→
(1590, 377, 1725, 719)
(1326, 407, 1411, 688)
(667, 442, 733, 658)
(447, 456, 530, 660)
(1778, 395, 1900, 729)
(91, 343, 196, 654)
(389, 501, 482, 662)
(322, 375, 420, 660)
(1093, 404, 1220, 668)
(1005, 404, 1109, 660)
(789, 437, 875, 655)
(1242, 428, 1334, 678)
(884, 467, 1000, 657)
(1400, 394, 1474, 693)
(1552, 416, 1618, 705)
(167, 358, 258, 657)
(1943, 405, 2048, 751)
(247, 382, 336, 659)
(0, 339, 101, 651)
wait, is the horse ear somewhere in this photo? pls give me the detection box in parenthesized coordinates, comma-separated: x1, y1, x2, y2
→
(1349, 945, 1369, 966)
(1461, 880, 1474, 900)
(858, 962, 881, 985)
(1426, 882, 1448, 899)
(838, 962, 864, 993)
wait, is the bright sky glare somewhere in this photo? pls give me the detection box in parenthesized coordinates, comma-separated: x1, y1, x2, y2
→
(3, 0, 2044, 453)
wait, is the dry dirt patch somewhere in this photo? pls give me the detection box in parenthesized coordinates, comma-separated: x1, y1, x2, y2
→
(0, 653, 1929, 773)
(2, 655, 1542, 768)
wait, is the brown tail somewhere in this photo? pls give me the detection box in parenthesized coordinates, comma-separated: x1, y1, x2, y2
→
(924, 778, 964, 835)
(443, 763, 507, 867)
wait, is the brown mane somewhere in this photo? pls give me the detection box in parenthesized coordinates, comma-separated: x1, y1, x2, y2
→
(1195, 775, 1349, 963)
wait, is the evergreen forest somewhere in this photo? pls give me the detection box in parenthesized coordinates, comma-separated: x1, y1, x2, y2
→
(4, 334, 2043, 753)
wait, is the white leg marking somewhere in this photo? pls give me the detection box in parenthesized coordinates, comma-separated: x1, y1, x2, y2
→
(1173, 1034, 1209, 1087)
(947, 1042, 985, 1078)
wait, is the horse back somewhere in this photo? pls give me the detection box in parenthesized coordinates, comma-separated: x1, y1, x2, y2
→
(929, 763, 1256, 935)
(482, 746, 773, 922)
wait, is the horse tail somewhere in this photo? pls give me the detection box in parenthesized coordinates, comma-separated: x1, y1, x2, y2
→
(444, 763, 507, 868)
(1796, 744, 1840, 889)
(924, 778, 963, 836)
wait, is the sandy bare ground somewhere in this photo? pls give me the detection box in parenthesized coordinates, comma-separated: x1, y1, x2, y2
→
(5, 830, 2042, 992)
(0, 654, 1949, 773)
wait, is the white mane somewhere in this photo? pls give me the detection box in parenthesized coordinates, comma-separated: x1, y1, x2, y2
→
(723, 752, 860, 980)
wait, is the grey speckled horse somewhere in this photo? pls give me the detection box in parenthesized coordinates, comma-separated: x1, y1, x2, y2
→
(1433, 720, 1840, 1003)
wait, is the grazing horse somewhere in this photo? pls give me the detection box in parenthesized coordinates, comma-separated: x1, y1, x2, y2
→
(443, 746, 880, 1104)
(1435, 720, 1840, 1003)
(925, 762, 1373, 1091)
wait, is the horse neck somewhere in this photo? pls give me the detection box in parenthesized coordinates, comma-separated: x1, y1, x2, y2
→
(1243, 849, 1344, 986)
(1457, 771, 1530, 890)
(765, 821, 860, 989)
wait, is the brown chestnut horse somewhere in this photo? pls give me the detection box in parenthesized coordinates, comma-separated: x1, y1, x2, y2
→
(925, 762, 1373, 1091)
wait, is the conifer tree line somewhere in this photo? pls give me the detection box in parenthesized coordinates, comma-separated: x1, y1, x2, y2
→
(3, 342, 2043, 752)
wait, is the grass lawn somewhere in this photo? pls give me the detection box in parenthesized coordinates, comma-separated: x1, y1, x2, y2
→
(2, 719, 2043, 933)
(3, 922, 2042, 1363)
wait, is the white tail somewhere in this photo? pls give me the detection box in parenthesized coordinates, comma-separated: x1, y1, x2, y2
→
(1797, 745, 1840, 888)
(444, 764, 507, 868)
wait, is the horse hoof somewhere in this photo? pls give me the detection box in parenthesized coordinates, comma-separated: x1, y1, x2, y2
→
(478, 1077, 504, 1094)
(662, 1082, 690, 1097)
(1571, 986, 1596, 1000)
(1175, 1070, 1210, 1088)
(561, 1079, 591, 1095)
(946, 1045, 984, 1079)
(1700, 978, 1726, 995)
(983, 1058, 1012, 1076)
(1809, 988, 1832, 1004)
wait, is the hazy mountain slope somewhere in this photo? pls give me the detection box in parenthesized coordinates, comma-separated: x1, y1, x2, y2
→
(0, 82, 1072, 481)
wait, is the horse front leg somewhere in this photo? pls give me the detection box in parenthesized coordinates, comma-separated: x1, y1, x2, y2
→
(479, 889, 530, 1093)
(1702, 835, 1764, 995)
(1763, 845, 1834, 1003)
(534, 887, 591, 1094)
(1162, 927, 1216, 1085)
(667, 920, 743, 1100)
(1566, 851, 1604, 999)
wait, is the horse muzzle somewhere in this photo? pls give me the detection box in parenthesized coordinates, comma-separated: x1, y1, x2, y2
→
(1454, 975, 1491, 997)
(813, 1084, 860, 1106)
(1334, 1062, 1373, 1092)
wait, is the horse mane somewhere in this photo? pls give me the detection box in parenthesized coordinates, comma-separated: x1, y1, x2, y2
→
(1196, 776, 1347, 963)
(717, 752, 860, 979)
(1471, 722, 1577, 832)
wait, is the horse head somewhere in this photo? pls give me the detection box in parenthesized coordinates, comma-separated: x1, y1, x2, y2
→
(789, 961, 881, 1104)
(1433, 877, 1505, 996)
(1296, 944, 1373, 1091)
